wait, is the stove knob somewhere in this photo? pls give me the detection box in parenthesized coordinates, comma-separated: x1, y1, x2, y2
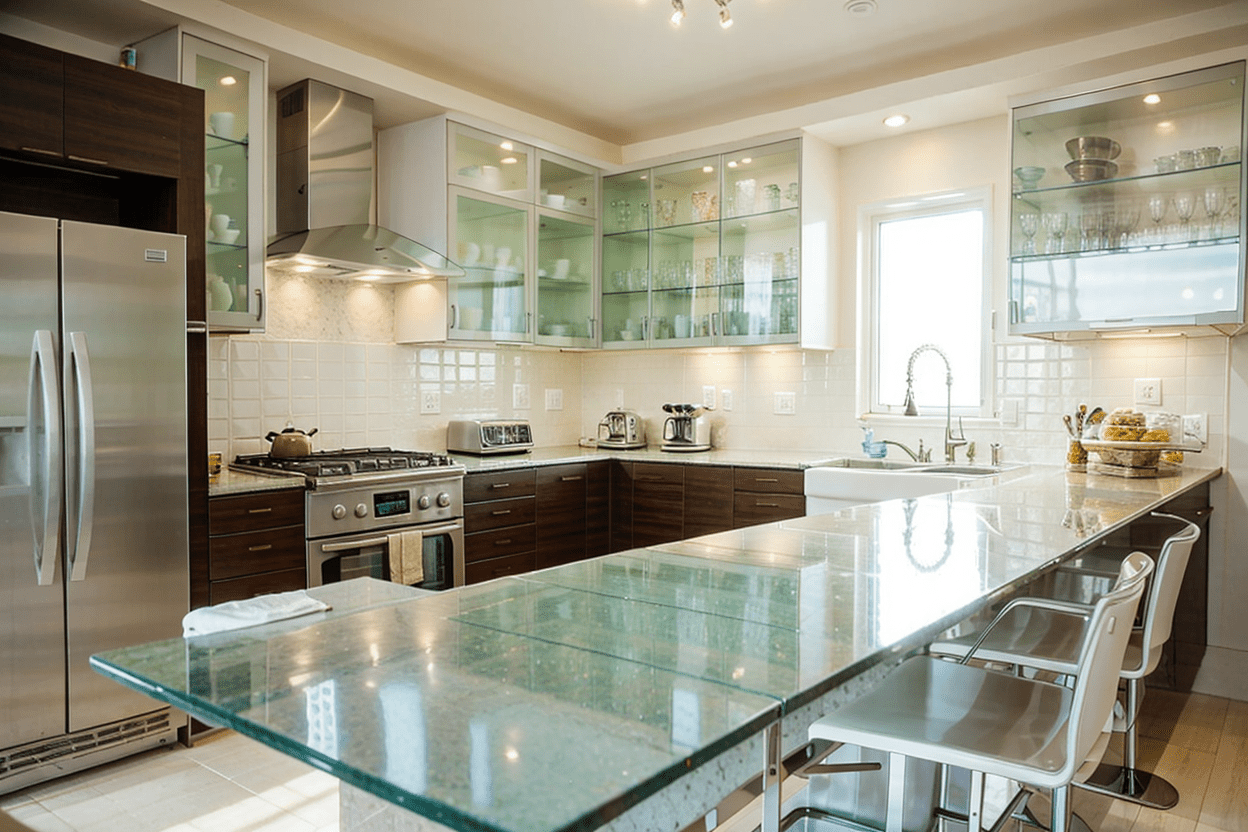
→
(417, 495, 431, 510)
(332, 504, 347, 520)
(436, 492, 451, 508)
(355, 503, 368, 518)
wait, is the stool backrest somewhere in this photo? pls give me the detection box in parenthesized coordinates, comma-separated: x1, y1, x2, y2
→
(1068, 551, 1154, 772)
(1136, 513, 1201, 677)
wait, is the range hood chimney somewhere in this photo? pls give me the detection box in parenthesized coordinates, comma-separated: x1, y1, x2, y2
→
(267, 80, 462, 281)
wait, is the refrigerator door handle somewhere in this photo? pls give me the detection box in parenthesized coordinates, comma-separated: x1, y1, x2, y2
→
(28, 330, 62, 586)
(67, 331, 96, 583)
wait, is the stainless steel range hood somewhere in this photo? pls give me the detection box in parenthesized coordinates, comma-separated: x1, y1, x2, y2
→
(267, 80, 462, 281)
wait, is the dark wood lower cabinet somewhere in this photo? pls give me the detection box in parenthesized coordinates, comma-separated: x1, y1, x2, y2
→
(536, 464, 589, 569)
(632, 463, 685, 548)
(610, 462, 635, 552)
(732, 467, 806, 528)
(205, 489, 307, 606)
(464, 469, 537, 585)
(683, 465, 734, 538)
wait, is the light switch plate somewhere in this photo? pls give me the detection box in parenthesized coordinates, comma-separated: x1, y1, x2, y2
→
(420, 388, 440, 415)
(545, 388, 563, 411)
(721, 389, 734, 411)
(702, 385, 716, 409)
(774, 391, 796, 415)
(513, 383, 530, 410)
(1134, 377, 1162, 406)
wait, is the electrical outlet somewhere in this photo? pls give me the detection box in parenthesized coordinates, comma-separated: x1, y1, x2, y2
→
(420, 389, 440, 415)
(774, 391, 796, 415)
(545, 388, 563, 411)
(513, 383, 530, 410)
(1134, 377, 1162, 406)
(721, 389, 733, 411)
(1183, 413, 1207, 444)
(613, 388, 625, 408)
(702, 385, 716, 409)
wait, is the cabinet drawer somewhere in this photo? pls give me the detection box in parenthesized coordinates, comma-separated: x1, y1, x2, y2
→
(466, 524, 536, 564)
(209, 489, 305, 535)
(733, 467, 804, 495)
(465, 469, 536, 503)
(209, 525, 306, 581)
(733, 493, 806, 528)
(465, 495, 536, 533)
(465, 552, 536, 586)
(633, 462, 683, 485)
(209, 568, 306, 605)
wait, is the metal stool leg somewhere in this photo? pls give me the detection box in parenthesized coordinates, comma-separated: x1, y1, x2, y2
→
(1075, 679, 1179, 810)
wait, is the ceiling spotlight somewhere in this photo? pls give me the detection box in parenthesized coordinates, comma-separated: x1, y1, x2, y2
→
(883, 114, 910, 127)
(671, 0, 685, 25)
(844, 0, 878, 15)
(716, 0, 733, 28)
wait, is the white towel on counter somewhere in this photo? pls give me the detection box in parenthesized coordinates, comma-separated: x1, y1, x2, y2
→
(388, 530, 425, 586)
(182, 590, 331, 637)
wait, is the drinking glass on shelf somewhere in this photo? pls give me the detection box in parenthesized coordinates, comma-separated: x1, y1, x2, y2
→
(1097, 210, 1116, 250)
(1147, 194, 1168, 244)
(1018, 212, 1039, 254)
(1079, 212, 1100, 251)
(612, 200, 632, 229)
(1117, 201, 1141, 247)
(1041, 212, 1067, 254)
(1203, 186, 1226, 239)
(1173, 193, 1196, 240)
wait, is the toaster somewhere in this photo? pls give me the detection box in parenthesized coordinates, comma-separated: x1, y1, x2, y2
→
(597, 410, 646, 449)
(447, 419, 534, 455)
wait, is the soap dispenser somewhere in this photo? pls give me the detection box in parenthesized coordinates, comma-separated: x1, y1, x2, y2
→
(861, 425, 887, 458)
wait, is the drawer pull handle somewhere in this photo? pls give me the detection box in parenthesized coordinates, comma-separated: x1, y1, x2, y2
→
(20, 146, 61, 157)
(67, 154, 109, 166)
(756, 502, 780, 508)
(637, 475, 665, 481)
(495, 539, 512, 546)
(754, 478, 780, 483)
(491, 509, 512, 516)
(247, 544, 273, 552)
(491, 482, 511, 489)
(560, 476, 584, 482)
(247, 507, 273, 514)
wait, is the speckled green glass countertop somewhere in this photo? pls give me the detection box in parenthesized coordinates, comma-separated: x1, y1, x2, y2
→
(95, 464, 1219, 832)
(451, 445, 846, 473)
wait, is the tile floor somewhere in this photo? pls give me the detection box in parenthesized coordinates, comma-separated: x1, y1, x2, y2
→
(1, 689, 1245, 832)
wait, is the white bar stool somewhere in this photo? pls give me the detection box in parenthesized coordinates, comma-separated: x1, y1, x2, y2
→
(806, 553, 1153, 832)
(928, 512, 1199, 811)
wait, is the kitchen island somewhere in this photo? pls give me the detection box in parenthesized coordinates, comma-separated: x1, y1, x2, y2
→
(92, 464, 1218, 832)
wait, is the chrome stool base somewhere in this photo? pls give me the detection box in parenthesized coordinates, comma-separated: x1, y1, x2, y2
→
(1075, 762, 1179, 810)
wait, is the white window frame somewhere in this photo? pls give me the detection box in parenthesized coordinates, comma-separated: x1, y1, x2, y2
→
(856, 186, 993, 419)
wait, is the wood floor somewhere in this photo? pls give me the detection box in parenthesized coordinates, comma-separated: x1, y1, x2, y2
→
(1, 688, 1245, 831)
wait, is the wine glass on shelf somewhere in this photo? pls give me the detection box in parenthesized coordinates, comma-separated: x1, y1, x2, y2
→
(1147, 194, 1168, 245)
(1041, 212, 1067, 254)
(1079, 212, 1101, 251)
(1173, 192, 1196, 241)
(1203, 186, 1226, 240)
(1018, 211, 1039, 255)
(1117, 201, 1141, 248)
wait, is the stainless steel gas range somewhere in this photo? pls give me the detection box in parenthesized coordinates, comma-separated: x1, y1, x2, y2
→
(233, 448, 466, 590)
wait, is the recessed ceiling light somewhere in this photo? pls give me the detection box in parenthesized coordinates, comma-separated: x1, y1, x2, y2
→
(883, 114, 909, 128)
(500, 141, 513, 151)
(741, 157, 751, 164)
(844, 0, 877, 16)
(1143, 94, 1161, 105)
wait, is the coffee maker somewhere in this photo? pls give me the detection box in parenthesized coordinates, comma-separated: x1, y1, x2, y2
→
(597, 410, 646, 449)
(660, 403, 712, 452)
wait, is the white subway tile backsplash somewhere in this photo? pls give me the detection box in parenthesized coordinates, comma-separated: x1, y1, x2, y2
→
(230, 379, 259, 400)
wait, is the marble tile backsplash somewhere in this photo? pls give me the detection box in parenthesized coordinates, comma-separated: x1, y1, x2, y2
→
(209, 274, 1227, 467)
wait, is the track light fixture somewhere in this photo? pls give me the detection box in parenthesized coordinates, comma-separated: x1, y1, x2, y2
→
(669, 0, 733, 29)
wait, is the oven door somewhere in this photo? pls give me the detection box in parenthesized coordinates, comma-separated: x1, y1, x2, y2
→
(307, 520, 465, 590)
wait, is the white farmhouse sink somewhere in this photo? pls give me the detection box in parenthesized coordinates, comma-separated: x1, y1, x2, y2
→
(804, 459, 1024, 514)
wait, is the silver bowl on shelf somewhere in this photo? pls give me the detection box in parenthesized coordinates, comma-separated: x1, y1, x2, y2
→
(1065, 158, 1119, 182)
(1066, 136, 1122, 161)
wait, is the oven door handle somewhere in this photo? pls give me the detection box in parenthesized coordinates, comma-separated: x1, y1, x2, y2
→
(317, 522, 464, 553)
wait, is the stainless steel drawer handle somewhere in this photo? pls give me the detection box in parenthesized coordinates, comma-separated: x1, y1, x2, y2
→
(491, 482, 511, 489)
(247, 507, 273, 514)
(755, 478, 780, 483)
(637, 475, 665, 481)
(491, 509, 512, 516)
(560, 476, 584, 482)
(756, 502, 781, 508)
(248, 544, 273, 552)
(67, 154, 109, 166)
(20, 146, 61, 157)
(495, 539, 512, 546)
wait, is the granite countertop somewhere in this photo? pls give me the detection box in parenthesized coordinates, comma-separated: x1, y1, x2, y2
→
(451, 444, 848, 472)
(208, 466, 305, 497)
(101, 463, 1220, 832)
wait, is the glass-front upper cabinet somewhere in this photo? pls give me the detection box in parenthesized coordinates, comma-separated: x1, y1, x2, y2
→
(448, 188, 529, 341)
(137, 29, 266, 330)
(535, 211, 596, 346)
(448, 123, 534, 202)
(1009, 61, 1246, 336)
(538, 150, 596, 219)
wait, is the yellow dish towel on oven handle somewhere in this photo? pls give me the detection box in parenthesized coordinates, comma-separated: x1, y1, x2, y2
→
(387, 530, 425, 586)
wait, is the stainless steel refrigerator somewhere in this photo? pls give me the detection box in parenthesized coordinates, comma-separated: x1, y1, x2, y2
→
(0, 210, 189, 793)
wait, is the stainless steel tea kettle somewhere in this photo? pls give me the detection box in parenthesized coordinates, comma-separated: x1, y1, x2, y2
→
(265, 424, 318, 458)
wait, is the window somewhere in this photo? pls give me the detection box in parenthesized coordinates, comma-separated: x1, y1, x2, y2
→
(861, 188, 991, 416)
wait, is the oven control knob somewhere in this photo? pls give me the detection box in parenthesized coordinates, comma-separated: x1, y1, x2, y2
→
(436, 492, 451, 508)
(355, 503, 368, 518)
(417, 495, 431, 510)
(332, 504, 347, 520)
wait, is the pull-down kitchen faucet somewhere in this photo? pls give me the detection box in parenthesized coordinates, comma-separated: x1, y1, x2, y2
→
(902, 344, 968, 463)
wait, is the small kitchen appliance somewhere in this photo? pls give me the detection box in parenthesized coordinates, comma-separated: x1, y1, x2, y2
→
(661, 403, 713, 452)
(597, 410, 646, 449)
(233, 447, 466, 591)
(447, 419, 534, 455)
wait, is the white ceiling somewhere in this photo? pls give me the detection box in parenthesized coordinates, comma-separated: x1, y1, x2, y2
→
(6, 0, 1248, 156)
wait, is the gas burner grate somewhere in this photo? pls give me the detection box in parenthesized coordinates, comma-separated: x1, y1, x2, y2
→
(234, 447, 457, 478)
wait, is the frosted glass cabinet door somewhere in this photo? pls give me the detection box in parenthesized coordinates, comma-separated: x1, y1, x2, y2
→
(184, 35, 265, 331)
(538, 151, 597, 219)
(448, 188, 530, 342)
(448, 122, 533, 202)
(536, 211, 596, 346)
